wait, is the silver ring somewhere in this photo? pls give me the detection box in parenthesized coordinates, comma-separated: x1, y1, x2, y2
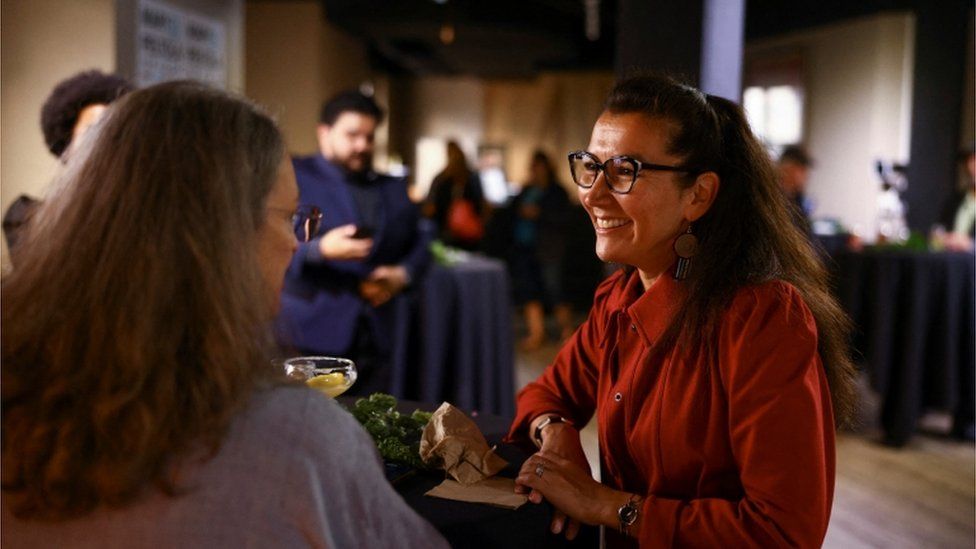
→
(534, 464, 545, 478)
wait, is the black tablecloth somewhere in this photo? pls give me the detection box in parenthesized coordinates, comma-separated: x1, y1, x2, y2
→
(831, 248, 975, 445)
(399, 256, 515, 417)
(384, 400, 598, 549)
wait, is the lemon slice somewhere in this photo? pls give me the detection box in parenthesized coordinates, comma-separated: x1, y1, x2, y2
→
(307, 373, 350, 397)
(307, 372, 346, 389)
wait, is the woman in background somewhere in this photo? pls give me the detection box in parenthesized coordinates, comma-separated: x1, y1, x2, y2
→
(424, 140, 486, 250)
(509, 74, 856, 547)
(510, 150, 574, 350)
(1, 81, 446, 548)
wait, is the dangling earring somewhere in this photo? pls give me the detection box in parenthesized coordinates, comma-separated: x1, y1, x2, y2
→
(673, 224, 698, 280)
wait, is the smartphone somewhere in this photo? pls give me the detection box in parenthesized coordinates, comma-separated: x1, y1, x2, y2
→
(352, 225, 375, 239)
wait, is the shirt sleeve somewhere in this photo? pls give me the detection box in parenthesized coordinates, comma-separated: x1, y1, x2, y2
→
(638, 282, 836, 547)
(292, 395, 449, 549)
(505, 272, 625, 445)
(295, 237, 373, 276)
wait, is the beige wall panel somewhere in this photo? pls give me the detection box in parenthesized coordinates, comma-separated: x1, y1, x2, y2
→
(245, 0, 370, 157)
(485, 72, 612, 198)
(0, 0, 116, 271)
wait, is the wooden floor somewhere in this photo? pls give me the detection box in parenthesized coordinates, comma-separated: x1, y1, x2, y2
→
(515, 336, 976, 548)
(827, 429, 974, 548)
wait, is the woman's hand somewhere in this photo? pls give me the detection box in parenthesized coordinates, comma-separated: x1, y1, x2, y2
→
(538, 422, 589, 471)
(514, 421, 591, 539)
(516, 451, 631, 532)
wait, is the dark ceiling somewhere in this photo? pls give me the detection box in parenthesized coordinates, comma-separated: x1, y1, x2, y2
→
(320, 0, 966, 78)
(321, 0, 616, 78)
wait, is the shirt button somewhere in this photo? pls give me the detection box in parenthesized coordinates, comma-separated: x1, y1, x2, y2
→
(614, 392, 622, 402)
(630, 323, 637, 332)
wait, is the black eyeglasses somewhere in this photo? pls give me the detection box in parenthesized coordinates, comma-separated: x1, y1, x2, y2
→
(286, 205, 323, 242)
(568, 150, 698, 194)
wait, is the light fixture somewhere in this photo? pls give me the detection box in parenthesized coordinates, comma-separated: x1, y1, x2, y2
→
(585, 0, 600, 41)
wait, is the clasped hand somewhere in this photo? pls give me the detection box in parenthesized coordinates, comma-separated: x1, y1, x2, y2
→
(513, 425, 617, 540)
(359, 266, 408, 307)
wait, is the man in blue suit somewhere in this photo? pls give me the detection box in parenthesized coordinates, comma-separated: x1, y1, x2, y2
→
(276, 90, 432, 395)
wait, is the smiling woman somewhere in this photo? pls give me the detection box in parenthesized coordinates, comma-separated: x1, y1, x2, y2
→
(1, 81, 446, 548)
(506, 73, 857, 548)
(573, 111, 718, 286)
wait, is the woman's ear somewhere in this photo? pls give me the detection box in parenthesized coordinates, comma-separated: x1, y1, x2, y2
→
(684, 171, 720, 221)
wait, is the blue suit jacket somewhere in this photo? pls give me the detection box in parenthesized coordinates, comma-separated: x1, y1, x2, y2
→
(276, 154, 432, 355)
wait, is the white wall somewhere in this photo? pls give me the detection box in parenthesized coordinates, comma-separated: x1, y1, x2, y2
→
(748, 13, 915, 240)
(0, 0, 117, 272)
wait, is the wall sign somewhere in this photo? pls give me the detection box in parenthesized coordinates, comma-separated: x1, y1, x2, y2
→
(136, 0, 226, 87)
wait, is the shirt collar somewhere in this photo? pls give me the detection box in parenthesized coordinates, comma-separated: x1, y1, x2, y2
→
(614, 268, 686, 347)
(314, 154, 376, 183)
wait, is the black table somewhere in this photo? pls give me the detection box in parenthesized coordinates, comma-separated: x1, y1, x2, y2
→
(342, 398, 598, 548)
(831, 248, 975, 445)
(390, 256, 515, 417)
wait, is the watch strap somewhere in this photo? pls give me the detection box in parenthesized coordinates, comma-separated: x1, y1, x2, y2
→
(533, 415, 565, 447)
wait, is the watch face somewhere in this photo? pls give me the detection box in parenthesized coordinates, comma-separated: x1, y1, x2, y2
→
(619, 503, 639, 525)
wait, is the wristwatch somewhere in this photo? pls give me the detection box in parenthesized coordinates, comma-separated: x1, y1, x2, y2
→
(533, 415, 567, 447)
(618, 494, 643, 535)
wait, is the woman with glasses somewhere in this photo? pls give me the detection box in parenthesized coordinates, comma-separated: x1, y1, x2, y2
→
(507, 73, 856, 547)
(1, 81, 446, 548)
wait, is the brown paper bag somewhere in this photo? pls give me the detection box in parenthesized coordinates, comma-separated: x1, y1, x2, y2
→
(425, 477, 527, 509)
(419, 402, 508, 484)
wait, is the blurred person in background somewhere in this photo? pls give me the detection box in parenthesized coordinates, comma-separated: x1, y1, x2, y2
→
(508, 73, 856, 547)
(276, 90, 432, 396)
(477, 147, 512, 206)
(424, 140, 487, 250)
(777, 145, 815, 233)
(509, 150, 575, 350)
(3, 70, 133, 253)
(938, 144, 976, 251)
(1, 81, 446, 548)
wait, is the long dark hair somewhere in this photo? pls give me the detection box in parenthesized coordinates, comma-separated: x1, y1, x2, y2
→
(605, 73, 857, 427)
(2, 81, 286, 519)
(440, 140, 472, 184)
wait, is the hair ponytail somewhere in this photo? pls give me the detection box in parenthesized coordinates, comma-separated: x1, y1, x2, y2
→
(605, 73, 858, 427)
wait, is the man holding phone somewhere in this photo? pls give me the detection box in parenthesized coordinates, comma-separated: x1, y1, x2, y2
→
(277, 90, 432, 395)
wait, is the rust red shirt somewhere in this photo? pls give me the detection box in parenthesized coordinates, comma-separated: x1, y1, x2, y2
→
(507, 269, 835, 547)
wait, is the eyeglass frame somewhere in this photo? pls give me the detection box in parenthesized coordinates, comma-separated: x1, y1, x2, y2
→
(269, 204, 323, 242)
(567, 150, 702, 195)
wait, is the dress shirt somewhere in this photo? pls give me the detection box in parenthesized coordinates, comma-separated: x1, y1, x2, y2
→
(507, 269, 835, 547)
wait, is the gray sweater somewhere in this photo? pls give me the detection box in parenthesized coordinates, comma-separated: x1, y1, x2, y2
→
(2, 386, 449, 548)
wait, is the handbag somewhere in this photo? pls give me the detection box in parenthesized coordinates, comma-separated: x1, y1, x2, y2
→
(447, 197, 484, 242)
